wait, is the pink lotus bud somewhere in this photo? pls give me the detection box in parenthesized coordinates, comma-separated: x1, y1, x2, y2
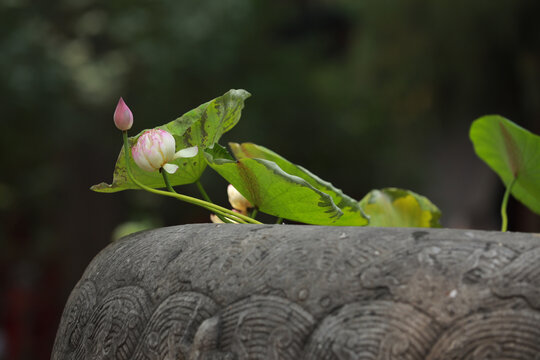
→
(131, 129, 198, 174)
(227, 184, 252, 212)
(113, 97, 133, 131)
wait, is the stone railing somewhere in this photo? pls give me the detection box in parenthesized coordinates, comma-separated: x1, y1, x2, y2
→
(52, 224, 540, 359)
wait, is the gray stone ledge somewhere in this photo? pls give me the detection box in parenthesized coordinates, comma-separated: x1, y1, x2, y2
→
(52, 224, 540, 359)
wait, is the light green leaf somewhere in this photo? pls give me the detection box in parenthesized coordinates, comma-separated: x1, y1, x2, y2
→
(470, 115, 540, 215)
(164, 89, 251, 149)
(359, 188, 441, 227)
(205, 152, 344, 225)
(206, 143, 235, 161)
(229, 142, 368, 225)
(91, 89, 250, 193)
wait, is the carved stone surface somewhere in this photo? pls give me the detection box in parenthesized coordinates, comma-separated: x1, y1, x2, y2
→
(52, 224, 540, 359)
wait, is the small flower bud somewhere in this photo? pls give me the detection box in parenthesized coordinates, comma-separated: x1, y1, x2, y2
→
(227, 184, 252, 212)
(210, 209, 243, 224)
(131, 129, 198, 174)
(210, 214, 225, 223)
(113, 97, 133, 131)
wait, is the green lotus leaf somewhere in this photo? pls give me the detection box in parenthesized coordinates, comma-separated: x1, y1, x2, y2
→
(470, 115, 540, 215)
(91, 89, 250, 193)
(229, 142, 368, 226)
(359, 188, 442, 227)
(205, 152, 343, 225)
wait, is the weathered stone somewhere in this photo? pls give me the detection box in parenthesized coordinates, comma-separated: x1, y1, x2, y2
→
(52, 224, 540, 359)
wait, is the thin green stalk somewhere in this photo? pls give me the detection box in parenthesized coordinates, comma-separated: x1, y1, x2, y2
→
(195, 179, 232, 223)
(250, 208, 258, 219)
(211, 208, 238, 223)
(275, 217, 283, 224)
(121, 132, 261, 224)
(501, 177, 517, 232)
(195, 180, 212, 202)
(160, 169, 176, 193)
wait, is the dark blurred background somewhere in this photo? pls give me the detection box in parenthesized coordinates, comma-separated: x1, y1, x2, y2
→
(1, 0, 540, 358)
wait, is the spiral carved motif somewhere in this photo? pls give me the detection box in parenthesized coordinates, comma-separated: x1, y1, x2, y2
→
(303, 301, 441, 359)
(52, 225, 540, 359)
(426, 309, 540, 359)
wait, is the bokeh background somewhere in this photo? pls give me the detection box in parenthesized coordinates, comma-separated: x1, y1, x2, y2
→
(1, 0, 540, 358)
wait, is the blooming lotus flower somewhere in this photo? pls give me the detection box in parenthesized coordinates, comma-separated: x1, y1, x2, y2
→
(131, 129, 198, 174)
(113, 97, 133, 131)
(227, 184, 252, 212)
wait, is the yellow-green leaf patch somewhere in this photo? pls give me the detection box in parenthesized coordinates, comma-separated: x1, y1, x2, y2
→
(359, 188, 441, 227)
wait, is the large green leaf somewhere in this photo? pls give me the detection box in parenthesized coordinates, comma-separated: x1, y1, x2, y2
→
(359, 188, 441, 227)
(229, 142, 368, 225)
(206, 143, 235, 162)
(91, 89, 250, 193)
(205, 152, 344, 225)
(470, 115, 540, 215)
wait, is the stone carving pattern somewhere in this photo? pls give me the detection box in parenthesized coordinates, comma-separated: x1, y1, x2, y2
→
(52, 225, 540, 359)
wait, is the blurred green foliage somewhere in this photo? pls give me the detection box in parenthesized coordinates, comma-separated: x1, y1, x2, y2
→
(1, 1, 539, 356)
(2, 0, 540, 258)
